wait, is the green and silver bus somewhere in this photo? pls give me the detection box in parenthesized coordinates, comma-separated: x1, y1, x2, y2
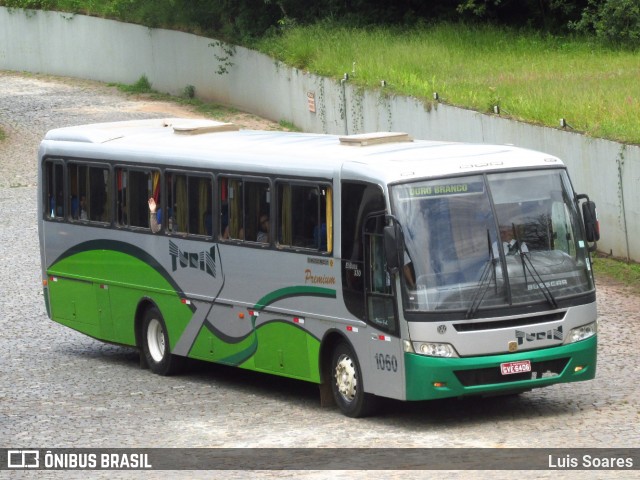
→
(38, 119, 600, 417)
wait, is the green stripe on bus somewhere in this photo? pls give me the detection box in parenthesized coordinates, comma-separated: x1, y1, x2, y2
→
(253, 285, 336, 310)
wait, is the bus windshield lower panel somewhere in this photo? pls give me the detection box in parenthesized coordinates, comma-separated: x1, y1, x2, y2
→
(391, 169, 594, 317)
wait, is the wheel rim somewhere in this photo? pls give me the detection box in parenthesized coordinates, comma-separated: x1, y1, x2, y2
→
(334, 353, 357, 403)
(146, 318, 166, 363)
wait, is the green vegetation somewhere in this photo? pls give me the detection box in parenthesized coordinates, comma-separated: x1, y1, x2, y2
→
(108, 77, 232, 120)
(2, 1, 639, 144)
(3, 0, 640, 48)
(257, 22, 640, 145)
(0, 126, 6, 141)
(278, 119, 300, 132)
(114, 74, 153, 94)
(593, 255, 640, 294)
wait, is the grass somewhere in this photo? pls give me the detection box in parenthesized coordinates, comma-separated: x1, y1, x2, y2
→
(0, 126, 6, 141)
(256, 22, 640, 145)
(278, 119, 301, 131)
(114, 74, 153, 94)
(592, 255, 640, 294)
(108, 76, 231, 119)
(5, 5, 639, 144)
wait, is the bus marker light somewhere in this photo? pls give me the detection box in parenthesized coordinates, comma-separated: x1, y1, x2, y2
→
(99, 284, 108, 290)
(50, 276, 58, 282)
(433, 382, 446, 388)
(238, 313, 245, 319)
(293, 317, 305, 324)
(181, 299, 191, 305)
(378, 335, 391, 342)
(42, 279, 48, 287)
(346, 326, 358, 333)
(574, 365, 584, 373)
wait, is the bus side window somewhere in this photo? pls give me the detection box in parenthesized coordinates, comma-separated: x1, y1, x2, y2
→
(244, 180, 270, 242)
(189, 175, 212, 236)
(88, 166, 111, 223)
(68, 163, 86, 220)
(67, 163, 111, 223)
(44, 160, 65, 219)
(68, 163, 111, 223)
(277, 182, 331, 252)
(221, 177, 244, 240)
(116, 168, 157, 229)
(220, 177, 269, 242)
(168, 173, 213, 236)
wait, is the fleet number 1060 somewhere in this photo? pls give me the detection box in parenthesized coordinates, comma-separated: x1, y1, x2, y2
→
(374, 353, 398, 372)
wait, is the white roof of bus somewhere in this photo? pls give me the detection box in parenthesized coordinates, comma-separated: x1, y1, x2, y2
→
(42, 118, 565, 184)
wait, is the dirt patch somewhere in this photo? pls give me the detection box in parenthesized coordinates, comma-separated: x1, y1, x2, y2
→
(1, 70, 282, 129)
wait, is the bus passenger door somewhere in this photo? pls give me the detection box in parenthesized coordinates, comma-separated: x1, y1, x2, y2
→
(363, 216, 404, 399)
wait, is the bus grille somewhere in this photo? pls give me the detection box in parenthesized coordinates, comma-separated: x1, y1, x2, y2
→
(453, 358, 570, 387)
(453, 312, 566, 332)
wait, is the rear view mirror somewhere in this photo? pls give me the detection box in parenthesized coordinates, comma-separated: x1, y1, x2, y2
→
(384, 221, 404, 273)
(581, 200, 600, 243)
(577, 194, 599, 252)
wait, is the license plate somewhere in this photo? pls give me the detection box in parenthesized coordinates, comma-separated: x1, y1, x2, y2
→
(500, 360, 531, 375)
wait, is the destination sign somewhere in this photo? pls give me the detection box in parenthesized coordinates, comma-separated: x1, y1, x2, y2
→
(401, 181, 484, 199)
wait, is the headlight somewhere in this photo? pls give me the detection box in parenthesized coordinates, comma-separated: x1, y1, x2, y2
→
(412, 342, 458, 358)
(567, 321, 597, 343)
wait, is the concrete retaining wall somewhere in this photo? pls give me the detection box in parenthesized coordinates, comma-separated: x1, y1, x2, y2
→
(1, 7, 638, 261)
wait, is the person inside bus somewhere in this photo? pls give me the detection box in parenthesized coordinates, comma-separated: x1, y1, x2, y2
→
(78, 195, 88, 220)
(257, 213, 269, 243)
(493, 224, 518, 257)
(403, 250, 416, 290)
(50, 190, 64, 218)
(148, 197, 161, 233)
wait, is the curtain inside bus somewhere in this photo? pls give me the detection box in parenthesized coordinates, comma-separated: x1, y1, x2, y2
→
(325, 187, 333, 254)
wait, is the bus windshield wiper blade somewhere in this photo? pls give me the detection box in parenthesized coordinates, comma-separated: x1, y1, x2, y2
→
(466, 230, 498, 319)
(511, 225, 558, 309)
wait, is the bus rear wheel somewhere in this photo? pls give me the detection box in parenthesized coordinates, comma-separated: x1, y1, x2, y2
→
(330, 341, 377, 417)
(141, 306, 183, 376)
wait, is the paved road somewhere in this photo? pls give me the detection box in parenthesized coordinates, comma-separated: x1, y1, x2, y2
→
(1, 71, 638, 479)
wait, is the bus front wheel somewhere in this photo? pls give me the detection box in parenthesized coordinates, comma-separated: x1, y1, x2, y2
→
(141, 307, 183, 376)
(330, 341, 377, 417)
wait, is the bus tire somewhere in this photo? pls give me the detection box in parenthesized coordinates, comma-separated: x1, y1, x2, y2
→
(330, 341, 377, 417)
(141, 306, 183, 376)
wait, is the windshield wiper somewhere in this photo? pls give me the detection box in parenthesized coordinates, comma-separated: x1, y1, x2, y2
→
(466, 230, 498, 319)
(511, 224, 558, 309)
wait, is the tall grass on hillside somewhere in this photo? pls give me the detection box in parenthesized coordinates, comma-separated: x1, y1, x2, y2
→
(258, 23, 640, 145)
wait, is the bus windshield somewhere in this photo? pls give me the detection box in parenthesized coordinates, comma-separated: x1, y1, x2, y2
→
(390, 169, 594, 316)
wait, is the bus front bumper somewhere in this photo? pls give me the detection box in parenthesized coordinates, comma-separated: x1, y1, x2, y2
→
(405, 335, 597, 401)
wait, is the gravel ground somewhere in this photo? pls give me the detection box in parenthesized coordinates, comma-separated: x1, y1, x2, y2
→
(1, 71, 638, 479)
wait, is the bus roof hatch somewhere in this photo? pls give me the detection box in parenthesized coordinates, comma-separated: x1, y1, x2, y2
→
(171, 119, 239, 135)
(339, 131, 413, 147)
